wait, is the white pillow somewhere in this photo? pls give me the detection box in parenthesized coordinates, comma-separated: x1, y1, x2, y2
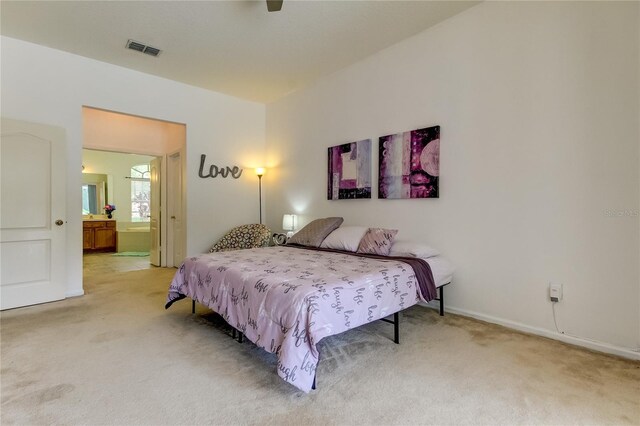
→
(389, 240, 440, 258)
(320, 226, 368, 252)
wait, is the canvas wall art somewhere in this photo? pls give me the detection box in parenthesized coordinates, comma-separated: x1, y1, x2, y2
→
(378, 125, 440, 199)
(328, 139, 372, 200)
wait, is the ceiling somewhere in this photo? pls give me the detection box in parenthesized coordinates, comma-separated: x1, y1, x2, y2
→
(1, 1, 479, 103)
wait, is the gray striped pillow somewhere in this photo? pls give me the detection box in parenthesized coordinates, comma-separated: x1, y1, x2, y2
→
(356, 228, 398, 255)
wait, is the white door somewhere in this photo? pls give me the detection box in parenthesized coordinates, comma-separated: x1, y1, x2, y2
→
(1, 118, 67, 310)
(149, 157, 160, 266)
(168, 152, 184, 267)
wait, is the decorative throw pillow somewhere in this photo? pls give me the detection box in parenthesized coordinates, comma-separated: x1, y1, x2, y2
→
(209, 224, 272, 252)
(287, 217, 344, 247)
(389, 240, 440, 259)
(320, 226, 369, 252)
(356, 228, 398, 256)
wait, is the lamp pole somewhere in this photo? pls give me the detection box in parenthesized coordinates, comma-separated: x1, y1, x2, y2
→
(255, 168, 265, 225)
(258, 174, 263, 224)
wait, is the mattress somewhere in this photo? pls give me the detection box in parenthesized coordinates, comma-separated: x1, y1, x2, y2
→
(425, 256, 454, 288)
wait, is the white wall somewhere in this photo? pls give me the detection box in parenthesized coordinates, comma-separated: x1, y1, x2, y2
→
(1, 36, 266, 297)
(266, 2, 639, 352)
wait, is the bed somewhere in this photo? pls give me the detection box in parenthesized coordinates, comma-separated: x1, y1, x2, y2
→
(165, 244, 452, 392)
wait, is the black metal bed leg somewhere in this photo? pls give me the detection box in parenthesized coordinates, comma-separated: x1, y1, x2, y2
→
(380, 313, 401, 343)
(393, 312, 400, 344)
(238, 331, 244, 343)
(311, 352, 320, 390)
(191, 299, 195, 314)
(232, 328, 237, 339)
(439, 286, 444, 316)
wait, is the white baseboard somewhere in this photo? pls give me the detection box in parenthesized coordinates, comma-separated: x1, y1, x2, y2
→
(420, 301, 640, 361)
(65, 289, 85, 298)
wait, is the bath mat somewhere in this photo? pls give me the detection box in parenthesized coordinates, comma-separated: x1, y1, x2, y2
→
(112, 252, 150, 257)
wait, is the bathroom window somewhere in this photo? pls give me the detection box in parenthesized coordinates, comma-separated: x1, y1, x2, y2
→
(131, 164, 150, 222)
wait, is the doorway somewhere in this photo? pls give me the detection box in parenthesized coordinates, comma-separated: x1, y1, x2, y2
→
(82, 107, 186, 271)
(82, 149, 158, 265)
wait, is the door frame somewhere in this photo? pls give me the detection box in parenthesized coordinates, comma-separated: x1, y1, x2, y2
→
(81, 107, 187, 271)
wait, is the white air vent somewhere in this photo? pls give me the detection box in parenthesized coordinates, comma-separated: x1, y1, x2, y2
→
(126, 39, 161, 57)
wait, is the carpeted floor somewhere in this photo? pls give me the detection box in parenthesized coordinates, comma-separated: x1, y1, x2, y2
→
(1, 267, 638, 425)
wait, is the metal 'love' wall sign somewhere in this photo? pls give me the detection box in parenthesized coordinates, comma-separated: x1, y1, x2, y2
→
(198, 154, 243, 179)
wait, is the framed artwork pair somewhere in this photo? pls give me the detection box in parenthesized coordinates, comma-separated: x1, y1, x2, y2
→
(328, 125, 440, 200)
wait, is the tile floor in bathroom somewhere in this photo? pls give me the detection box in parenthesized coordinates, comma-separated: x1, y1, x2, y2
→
(83, 252, 157, 278)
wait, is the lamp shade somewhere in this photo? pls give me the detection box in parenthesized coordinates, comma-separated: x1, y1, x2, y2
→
(255, 167, 266, 177)
(282, 214, 296, 231)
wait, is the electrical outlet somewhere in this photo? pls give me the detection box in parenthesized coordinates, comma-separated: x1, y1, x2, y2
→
(549, 283, 563, 302)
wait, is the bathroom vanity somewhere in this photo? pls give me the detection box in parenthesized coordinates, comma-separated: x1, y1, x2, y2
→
(83, 217, 117, 252)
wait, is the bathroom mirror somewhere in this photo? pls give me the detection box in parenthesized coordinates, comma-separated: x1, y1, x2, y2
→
(82, 174, 108, 215)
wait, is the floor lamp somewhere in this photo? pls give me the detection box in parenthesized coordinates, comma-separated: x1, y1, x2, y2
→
(255, 168, 265, 224)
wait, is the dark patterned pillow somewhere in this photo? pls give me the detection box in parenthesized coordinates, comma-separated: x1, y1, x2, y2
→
(357, 228, 398, 256)
(287, 217, 344, 247)
(209, 224, 272, 252)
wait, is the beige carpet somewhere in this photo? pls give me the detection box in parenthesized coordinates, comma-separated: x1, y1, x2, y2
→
(1, 267, 638, 425)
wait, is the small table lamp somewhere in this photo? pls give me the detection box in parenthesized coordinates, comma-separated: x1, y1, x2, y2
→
(282, 214, 297, 238)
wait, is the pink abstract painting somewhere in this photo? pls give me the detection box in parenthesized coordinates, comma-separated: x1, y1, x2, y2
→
(328, 139, 372, 200)
(378, 125, 440, 199)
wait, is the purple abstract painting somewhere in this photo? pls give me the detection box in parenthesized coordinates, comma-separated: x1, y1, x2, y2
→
(328, 139, 372, 200)
(379, 125, 440, 199)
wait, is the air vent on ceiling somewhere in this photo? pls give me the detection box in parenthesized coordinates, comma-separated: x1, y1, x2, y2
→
(126, 39, 161, 57)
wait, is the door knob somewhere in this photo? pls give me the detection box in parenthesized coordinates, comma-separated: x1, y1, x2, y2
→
(55, 219, 64, 226)
(171, 216, 176, 219)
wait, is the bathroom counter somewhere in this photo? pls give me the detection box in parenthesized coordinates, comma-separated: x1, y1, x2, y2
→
(83, 215, 115, 222)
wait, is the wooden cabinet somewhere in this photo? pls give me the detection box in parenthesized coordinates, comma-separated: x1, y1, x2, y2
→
(83, 221, 116, 252)
(83, 228, 94, 249)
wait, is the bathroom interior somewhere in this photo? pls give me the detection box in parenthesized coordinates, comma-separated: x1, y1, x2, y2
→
(82, 148, 157, 257)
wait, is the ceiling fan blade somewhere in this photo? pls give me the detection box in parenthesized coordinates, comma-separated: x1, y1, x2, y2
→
(266, 0, 283, 12)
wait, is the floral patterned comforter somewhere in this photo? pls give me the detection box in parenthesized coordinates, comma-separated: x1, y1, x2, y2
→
(166, 246, 432, 392)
